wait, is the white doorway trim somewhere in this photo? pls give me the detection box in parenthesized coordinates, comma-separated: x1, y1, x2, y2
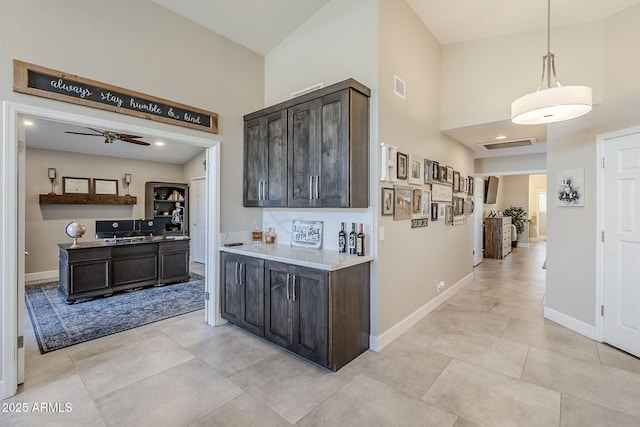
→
(595, 124, 640, 342)
(1, 101, 221, 399)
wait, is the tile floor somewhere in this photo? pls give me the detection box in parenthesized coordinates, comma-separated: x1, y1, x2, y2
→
(4, 243, 640, 426)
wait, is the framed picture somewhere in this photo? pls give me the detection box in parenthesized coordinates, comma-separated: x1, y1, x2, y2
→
(556, 168, 585, 206)
(446, 166, 454, 184)
(431, 203, 439, 221)
(408, 154, 424, 185)
(445, 205, 454, 224)
(431, 182, 453, 202)
(397, 152, 408, 180)
(439, 165, 447, 182)
(464, 198, 475, 214)
(468, 176, 475, 196)
(393, 185, 413, 220)
(93, 178, 118, 195)
(63, 177, 90, 195)
(381, 187, 394, 216)
(291, 220, 323, 248)
(422, 190, 431, 217)
(424, 159, 433, 184)
(454, 197, 465, 215)
(412, 189, 422, 213)
(432, 160, 440, 181)
(439, 204, 446, 218)
(453, 171, 460, 192)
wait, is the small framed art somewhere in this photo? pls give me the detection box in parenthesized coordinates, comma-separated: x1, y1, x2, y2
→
(63, 177, 90, 195)
(453, 171, 460, 192)
(431, 202, 439, 221)
(412, 189, 422, 213)
(397, 152, 408, 180)
(382, 187, 394, 216)
(408, 154, 424, 185)
(432, 161, 440, 181)
(93, 178, 118, 195)
(446, 166, 454, 184)
(393, 185, 413, 220)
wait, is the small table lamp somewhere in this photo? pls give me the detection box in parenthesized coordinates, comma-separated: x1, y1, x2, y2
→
(48, 168, 57, 195)
(124, 173, 132, 196)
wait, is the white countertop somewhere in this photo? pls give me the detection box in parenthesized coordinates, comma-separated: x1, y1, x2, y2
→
(219, 242, 373, 271)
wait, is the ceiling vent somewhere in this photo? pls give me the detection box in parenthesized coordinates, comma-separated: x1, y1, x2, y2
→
(290, 83, 323, 99)
(478, 137, 538, 150)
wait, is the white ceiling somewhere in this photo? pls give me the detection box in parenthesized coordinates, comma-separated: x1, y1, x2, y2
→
(24, 116, 204, 165)
(150, 0, 639, 159)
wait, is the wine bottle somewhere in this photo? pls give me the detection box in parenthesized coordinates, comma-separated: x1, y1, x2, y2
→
(356, 223, 365, 256)
(338, 222, 346, 253)
(348, 223, 357, 254)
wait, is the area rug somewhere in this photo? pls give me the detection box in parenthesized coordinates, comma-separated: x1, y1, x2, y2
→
(25, 274, 204, 354)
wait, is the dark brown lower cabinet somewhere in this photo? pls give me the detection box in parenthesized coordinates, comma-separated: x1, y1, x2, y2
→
(220, 253, 265, 336)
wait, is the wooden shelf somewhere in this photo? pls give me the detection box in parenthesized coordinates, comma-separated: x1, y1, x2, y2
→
(39, 194, 137, 205)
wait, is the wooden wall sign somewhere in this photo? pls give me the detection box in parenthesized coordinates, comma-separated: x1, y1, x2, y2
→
(13, 60, 218, 134)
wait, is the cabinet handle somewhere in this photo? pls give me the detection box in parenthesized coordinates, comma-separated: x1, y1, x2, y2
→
(292, 275, 297, 301)
(309, 176, 313, 200)
(259, 181, 264, 201)
(314, 176, 319, 200)
(235, 262, 239, 284)
(286, 273, 291, 300)
(263, 180, 268, 200)
(239, 263, 244, 285)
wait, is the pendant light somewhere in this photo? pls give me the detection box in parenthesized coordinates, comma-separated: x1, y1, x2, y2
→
(511, 0, 592, 125)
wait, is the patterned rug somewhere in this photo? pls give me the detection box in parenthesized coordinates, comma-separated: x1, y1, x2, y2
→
(25, 274, 205, 353)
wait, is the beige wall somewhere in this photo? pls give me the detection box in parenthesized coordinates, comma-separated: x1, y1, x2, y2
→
(0, 0, 264, 234)
(25, 148, 193, 274)
(528, 174, 547, 239)
(377, 0, 474, 335)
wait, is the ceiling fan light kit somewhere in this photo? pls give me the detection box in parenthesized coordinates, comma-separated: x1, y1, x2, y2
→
(511, 0, 592, 125)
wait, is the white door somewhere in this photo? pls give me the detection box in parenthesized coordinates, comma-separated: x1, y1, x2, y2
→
(191, 177, 206, 264)
(473, 177, 485, 266)
(603, 132, 640, 357)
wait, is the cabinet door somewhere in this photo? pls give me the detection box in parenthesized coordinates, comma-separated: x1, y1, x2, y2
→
(292, 265, 328, 366)
(316, 90, 350, 207)
(239, 256, 265, 336)
(264, 261, 292, 348)
(287, 99, 319, 207)
(244, 112, 287, 207)
(221, 253, 243, 324)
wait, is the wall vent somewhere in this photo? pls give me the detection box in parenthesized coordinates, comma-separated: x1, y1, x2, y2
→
(394, 75, 406, 99)
(478, 137, 538, 150)
(290, 83, 323, 99)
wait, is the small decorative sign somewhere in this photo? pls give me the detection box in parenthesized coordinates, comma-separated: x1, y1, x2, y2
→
(453, 215, 467, 226)
(13, 60, 218, 134)
(291, 220, 323, 249)
(411, 218, 429, 228)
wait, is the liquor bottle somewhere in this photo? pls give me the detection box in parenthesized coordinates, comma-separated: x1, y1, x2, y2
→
(348, 223, 357, 254)
(338, 222, 346, 253)
(265, 227, 276, 244)
(356, 223, 365, 256)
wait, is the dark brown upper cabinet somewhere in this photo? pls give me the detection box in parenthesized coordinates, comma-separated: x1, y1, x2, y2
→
(243, 79, 370, 208)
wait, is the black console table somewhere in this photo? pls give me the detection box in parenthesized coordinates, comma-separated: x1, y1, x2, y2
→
(58, 238, 190, 303)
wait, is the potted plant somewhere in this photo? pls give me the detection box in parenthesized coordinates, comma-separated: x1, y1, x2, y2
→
(503, 206, 527, 247)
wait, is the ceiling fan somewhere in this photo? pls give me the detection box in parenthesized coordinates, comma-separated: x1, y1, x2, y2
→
(65, 127, 150, 146)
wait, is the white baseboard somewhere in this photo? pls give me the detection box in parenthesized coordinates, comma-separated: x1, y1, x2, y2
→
(543, 306, 597, 340)
(25, 270, 57, 283)
(369, 272, 474, 351)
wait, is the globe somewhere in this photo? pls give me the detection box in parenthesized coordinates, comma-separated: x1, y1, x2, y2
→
(65, 222, 86, 248)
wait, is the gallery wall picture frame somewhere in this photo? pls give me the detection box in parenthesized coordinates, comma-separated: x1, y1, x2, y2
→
(412, 189, 422, 213)
(422, 190, 431, 217)
(93, 178, 118, 195)
(424, 159, 433, 184)
(453, 171, 460, 192)
(431, 202, 439, 221)
(446, 166, 454, 184)
(464, 198, 475, 214)
(431, 182, 453, 203)
(445, 205, 454, 224)
(439, 165, 447, 182)
(397, 152, 408, 180)
(439, 204, 446, 218)
(468, 176, 475, 196)
(63, 177, 90, 195)
(454, 197, 464, 215)
(381, 187, 394, 216)
(408, 154, 424, 185)
(393, 185, 413, 220)
(432, 160, 440, 181)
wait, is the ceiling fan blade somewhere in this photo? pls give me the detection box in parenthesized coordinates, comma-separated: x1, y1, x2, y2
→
(121, 138, 150, 146)
(117, 133, 143, 139)
(65, 131, 103, 137)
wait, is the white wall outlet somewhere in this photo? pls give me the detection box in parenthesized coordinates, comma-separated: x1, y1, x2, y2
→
(437, 281, 445, 293)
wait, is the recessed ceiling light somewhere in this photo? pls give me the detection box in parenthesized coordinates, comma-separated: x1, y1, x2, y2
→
(154, 141, 165, 146)
(24, 120, 34, 126)
(495, 135, 507, 140)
